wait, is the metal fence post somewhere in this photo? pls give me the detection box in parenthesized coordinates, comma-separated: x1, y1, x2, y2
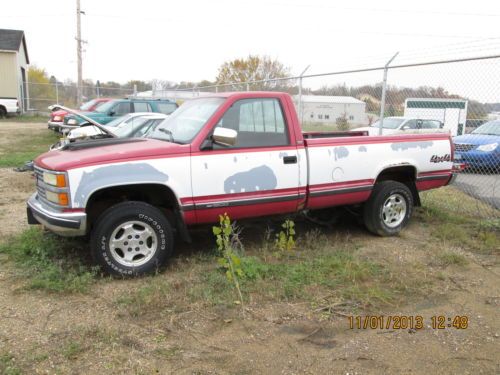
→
(298, 65, 310, 124)
(378, 52, 399, 135)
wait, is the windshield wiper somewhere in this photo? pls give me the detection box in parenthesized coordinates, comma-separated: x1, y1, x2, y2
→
(158, 128, 175, 143)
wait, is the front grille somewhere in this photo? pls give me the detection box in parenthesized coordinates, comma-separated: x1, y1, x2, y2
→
(455, 143, 476, 152)
(34, 167, 48, 202)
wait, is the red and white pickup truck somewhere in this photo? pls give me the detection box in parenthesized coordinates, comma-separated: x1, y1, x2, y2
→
(27, 92, 456, 275)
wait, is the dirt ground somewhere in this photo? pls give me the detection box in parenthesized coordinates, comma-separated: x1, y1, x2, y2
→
(0, 122, 499, 374)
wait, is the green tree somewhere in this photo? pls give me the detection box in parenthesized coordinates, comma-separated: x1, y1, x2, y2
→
(216, 55, 291, 91)
(28, 65, 56, 110)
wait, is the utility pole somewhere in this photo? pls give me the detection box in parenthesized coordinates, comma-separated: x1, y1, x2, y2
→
(76, 0, 83, 106)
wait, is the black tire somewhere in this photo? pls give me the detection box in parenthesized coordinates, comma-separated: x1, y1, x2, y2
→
(363, 181, 413, 237)
(0, 106, 6, 118)
(90, 201, 174, 276)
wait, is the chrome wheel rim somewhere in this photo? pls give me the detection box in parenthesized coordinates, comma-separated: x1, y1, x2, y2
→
(382, 193, 407, 228)
(109, 221, 158, 267)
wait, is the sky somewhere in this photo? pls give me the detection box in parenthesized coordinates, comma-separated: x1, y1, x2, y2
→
(2, 0, 500, 101)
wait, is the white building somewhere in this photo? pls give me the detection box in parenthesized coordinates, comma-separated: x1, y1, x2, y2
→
(0, 29, 29, 112)
(404, 98, 468, 136)
(295, 95, 366, 125)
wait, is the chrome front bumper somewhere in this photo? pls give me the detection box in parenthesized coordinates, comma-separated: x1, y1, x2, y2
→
(27, 193, 87, 237)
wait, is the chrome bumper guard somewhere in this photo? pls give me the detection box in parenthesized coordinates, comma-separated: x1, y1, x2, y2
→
(27, 193, 87, 237)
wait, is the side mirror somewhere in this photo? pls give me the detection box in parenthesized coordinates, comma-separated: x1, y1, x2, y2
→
(401, 125, 410, 130)
(109, 111, 115, 116)
(212, 127, 237, 147)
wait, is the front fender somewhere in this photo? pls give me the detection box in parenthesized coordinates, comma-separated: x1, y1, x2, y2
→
(68, 162, 174, 208)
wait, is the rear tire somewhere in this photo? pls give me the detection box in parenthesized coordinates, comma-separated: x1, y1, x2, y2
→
(0, 106, 6, 118)
(363, 181, 413, 236)
(90, 201, 174, 276)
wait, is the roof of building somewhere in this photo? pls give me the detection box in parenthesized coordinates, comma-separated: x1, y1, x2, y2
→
(0, 29, 29, 63)
(295, 95, 364, 104)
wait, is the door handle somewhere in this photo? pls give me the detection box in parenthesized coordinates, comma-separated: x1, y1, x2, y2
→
(283, 155, 297, 164)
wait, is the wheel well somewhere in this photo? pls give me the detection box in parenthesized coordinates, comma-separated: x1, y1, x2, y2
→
(0, 105, 6, 114)
(375, 166, 421, 206)
(86, 184, 180, 231)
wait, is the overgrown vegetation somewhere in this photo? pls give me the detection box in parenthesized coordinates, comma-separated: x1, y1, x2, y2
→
(213, 213, 245, 305)
(274, 218, 296, 253)
(0, 227, 96, 293)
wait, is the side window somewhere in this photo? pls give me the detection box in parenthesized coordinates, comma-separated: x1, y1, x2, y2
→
(157, 102, 178, 115)
(133, 102, 152, 112)
(113, 102, 131, 116)
(403, 120, 417, 129)
(215, 98, 289, 148)
(422, 120, 440, 129)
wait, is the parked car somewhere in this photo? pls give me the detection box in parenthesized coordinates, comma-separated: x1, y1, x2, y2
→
(27, 92, 456, 276)
(0, 98, 20, 117)
(61, 113, 168, 144)
(453, 120, 500, 172)
(60, 98, 178, 133)
(48, 98, 112, 132)
(353, 117, 444, 135)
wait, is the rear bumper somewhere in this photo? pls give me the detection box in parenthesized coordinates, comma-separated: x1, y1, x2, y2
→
(27, 193, 87, 237)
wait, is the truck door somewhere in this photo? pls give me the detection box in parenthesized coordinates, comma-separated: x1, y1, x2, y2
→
(191, 97, 301, 224)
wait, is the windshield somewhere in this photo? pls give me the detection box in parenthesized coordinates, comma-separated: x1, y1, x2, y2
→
(112, 117, 152, 137)
(95, 100, 118, 113)
(147, 98, 225, 143)
(105, 113, 134, 127)
(471, 121, 500, 136)
(370, 118, 405, 129)
(79, 99, 99, 111)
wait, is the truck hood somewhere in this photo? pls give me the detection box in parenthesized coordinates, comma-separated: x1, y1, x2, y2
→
(35, 138, 190, 171)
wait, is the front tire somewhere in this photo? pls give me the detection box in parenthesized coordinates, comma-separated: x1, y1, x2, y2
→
(90, 201, 174, 276)
(363, 181, 413, 236)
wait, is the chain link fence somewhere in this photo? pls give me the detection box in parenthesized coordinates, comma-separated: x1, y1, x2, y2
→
(25, 54, 500, 220)
(25, 81, 137, 114)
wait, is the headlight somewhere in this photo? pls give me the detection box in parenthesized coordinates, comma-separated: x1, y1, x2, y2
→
(43, 172, 67, 187)
(477, 142, 498, 152)
(53, 115, 62, 121)
(45, 191, 69, 206)
(67, 118, 78, 125)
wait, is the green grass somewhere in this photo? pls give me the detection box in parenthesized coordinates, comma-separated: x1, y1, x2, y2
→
(187, 242, 394, 308)
(0, 352, 22, 375)
(0, 114, 48, 123)
(419, 188, 500, 255)
(0, 227, 97, 293)
(116, 279, 171, 317)
(0, 130, 59, 168)
(436, 251, 469, 267)
(62, 341, 85, 360)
